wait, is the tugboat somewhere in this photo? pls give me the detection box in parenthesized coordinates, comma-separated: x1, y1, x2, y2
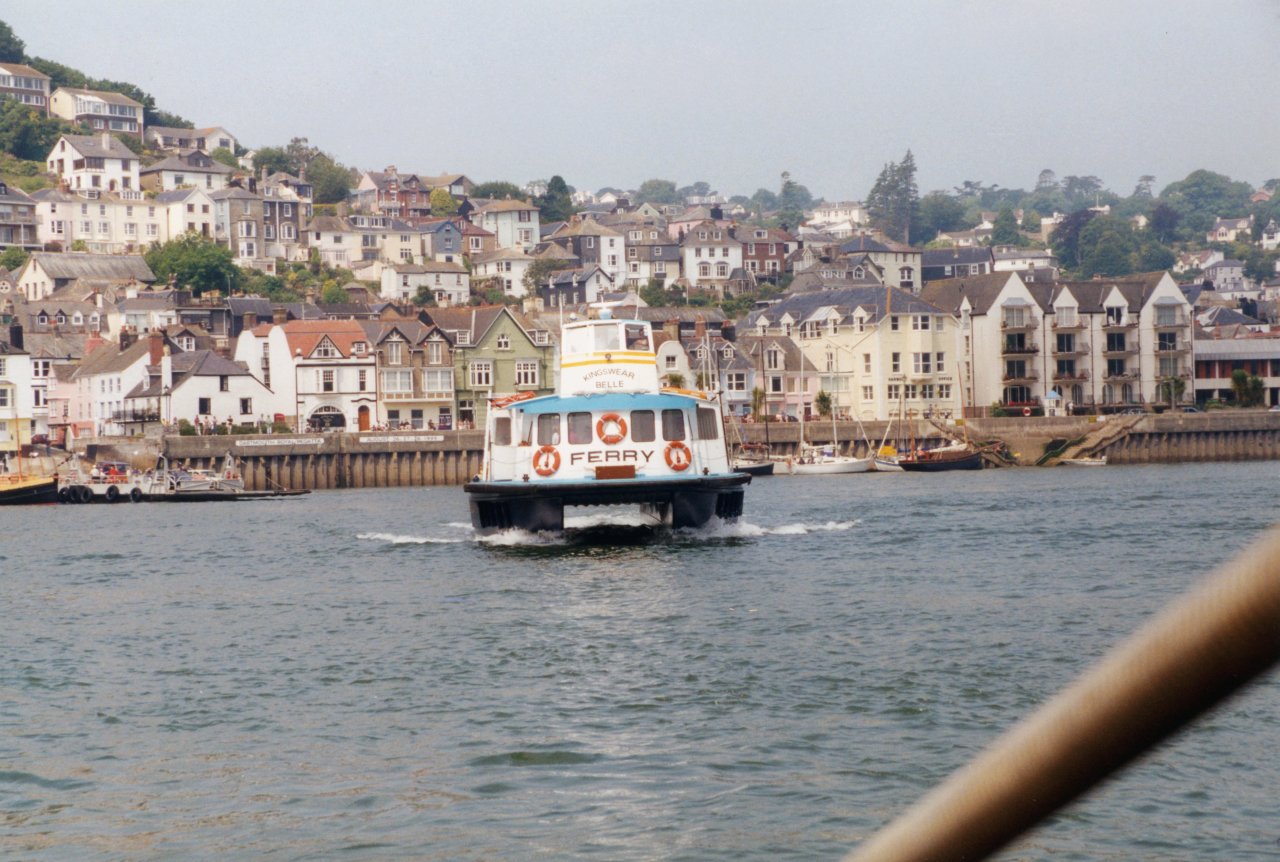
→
(464, 312, 751, 533)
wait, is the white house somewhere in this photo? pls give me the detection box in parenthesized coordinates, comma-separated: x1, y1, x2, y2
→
(46, 133, 141, 194)
(233, 319, 378, 431)
(469, 198, 541, 251)
(49, 87, 143, 134)
(15, 252, 155, 301)
(379, 263, 436, 303)
(680, 221, 744, 293)
(0, 338, 35, 455)
(71, 330, 164, 436)
(31, 188, 167, 254)
(125, 347, 274, 429)
(154, 187, 218, 240)
(140, 150, 234, 193)
(471, 247, 534, 298)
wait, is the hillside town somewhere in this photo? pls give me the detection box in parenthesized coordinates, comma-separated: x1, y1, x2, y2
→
(4, 49, 1280, 457)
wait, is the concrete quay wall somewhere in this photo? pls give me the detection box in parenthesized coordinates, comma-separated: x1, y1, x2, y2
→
(162, 431, 485, 491)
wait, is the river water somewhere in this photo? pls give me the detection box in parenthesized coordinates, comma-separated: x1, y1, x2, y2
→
(2, 463, 1278, 860)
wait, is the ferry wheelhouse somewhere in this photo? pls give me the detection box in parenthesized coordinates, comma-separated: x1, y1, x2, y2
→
(464, 314, 750, 533)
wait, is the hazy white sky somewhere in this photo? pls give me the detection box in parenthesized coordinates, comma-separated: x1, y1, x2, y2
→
(8, 1, 1279, 201)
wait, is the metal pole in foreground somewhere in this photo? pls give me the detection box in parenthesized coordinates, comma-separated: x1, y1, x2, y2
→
(844, 527, 1280, 862)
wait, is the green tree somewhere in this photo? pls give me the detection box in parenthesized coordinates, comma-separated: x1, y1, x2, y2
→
(815, 390, 832, 418)
(320, 281, 348, 304)
(412, 284, 438, 306)
(307, 154, 352, 204)
(144, 234, 241, 297)
(1021, 208, 1042, 234)
(1231, 369, 1265, 407)
(1049, 209, 1100, 270)
(537, 175, 575, 222)
(634, 179, 680, 205)
(429, 187, 459, 216)
(1159, 169, 1253, 237)
(0, 99, 74, 160)
(1138, 241, 1176, 272)
(990, 207, 1022, 245)
(470, 181, 526, 200)
(522, 258, 569, 296)
(210, 147, 239, 168)
(253, 147, 292, 175)
(0, 19, 25, 62)
(1148, 202, 1181, 243)
(639, 276, 677, 307)
(0, 246, 29, 271)
(750, 387, 765, 420)
(867, 150, 919, 243)
(1078, 215, 1139, 277)
(915, 191, 969, 243)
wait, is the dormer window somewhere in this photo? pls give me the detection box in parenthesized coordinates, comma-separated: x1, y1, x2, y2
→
(72, 312, 84, 325)
(352, 341, 367, 355)
(55, 312, 67, 324)
(37, 312, 48, 325)
(313, 339, 339, 358)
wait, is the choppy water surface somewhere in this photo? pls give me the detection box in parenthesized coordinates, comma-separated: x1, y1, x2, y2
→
(2, 463, 1278, 860)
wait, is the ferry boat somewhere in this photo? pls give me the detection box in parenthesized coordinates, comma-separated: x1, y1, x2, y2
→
(464, 313, 751, 533)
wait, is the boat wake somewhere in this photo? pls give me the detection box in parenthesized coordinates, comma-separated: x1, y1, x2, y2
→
(701, 519, 861, 538)
(471, 516, 861, 547)
(357, 531, 469, 545)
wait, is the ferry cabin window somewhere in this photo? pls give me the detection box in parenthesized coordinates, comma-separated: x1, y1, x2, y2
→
(567, 412, 593, 444)
(661, 409, 686, 441)
(630, 410, 655, 442)
(493, 416, 512, 446)
(696, 407, 719, 440)
(537, 413, 560, 445)
(520, 414, 535, 445)
(594, 325, 621, 351)
(624, 324, 649, 350)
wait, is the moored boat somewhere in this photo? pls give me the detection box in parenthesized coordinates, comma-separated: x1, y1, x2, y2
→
(0, 473, 59, 505)
(464, 313, 751, 533)
(782, 445, 872, 475)
(896, 441, 985, 471)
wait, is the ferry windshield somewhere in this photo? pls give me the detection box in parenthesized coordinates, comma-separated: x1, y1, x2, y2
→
(594, 326, 621, 351)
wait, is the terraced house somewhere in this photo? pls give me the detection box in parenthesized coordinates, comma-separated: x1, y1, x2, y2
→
(423, 306, 554, 430)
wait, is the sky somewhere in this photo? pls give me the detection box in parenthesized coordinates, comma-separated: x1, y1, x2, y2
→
(7, 1, 1280, 202)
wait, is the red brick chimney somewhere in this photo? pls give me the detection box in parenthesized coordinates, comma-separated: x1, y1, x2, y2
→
(149, 330, 164, 364)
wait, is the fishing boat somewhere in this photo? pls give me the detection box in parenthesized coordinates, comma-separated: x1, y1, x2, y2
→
(464, 312, 751, 533)
(731, 442, 775, 476)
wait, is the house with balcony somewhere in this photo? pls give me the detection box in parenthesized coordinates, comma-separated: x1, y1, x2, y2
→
(354, 167, 433, 222)
(49, 87, 144, 135)
(46, 133, 141, 194)
(680, 221, 744, 297)
(359, 319, 455, 429)
(261, 171, 312, 260)
(140, 149, 233, 193)
(744, 285, 960, 422)
(32, 188, 167, 254)
(0, 181, 39, 252)
(0, 62, 51, 114)
(143, 125, 238, 154)
(233, 319, 378, 431)
(422, 305, 554, 429)
(1192, 334, 1280, 407)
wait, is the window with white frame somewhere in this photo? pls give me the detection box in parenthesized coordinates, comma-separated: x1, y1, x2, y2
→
(515, 360, 538, 386)
(935, 352, 945, 372)
(497, 334, 510, 350)
(469, 360, 492, 388)
(386, 341, 403, 364)
(862, 385, 874, 400)
(913, 353, 932, 374)
(382, 369, 413, 393)
(912, 315, 930, 331)
(891, 352, 901, 373)
(423, 368, 452, 397)
(727, 372, 746, 391)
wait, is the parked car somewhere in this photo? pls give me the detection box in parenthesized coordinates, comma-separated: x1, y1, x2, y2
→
(1178, 406, 1203, 413)
(1119, 407, 1146, 415)
(30, 433, 49, 445)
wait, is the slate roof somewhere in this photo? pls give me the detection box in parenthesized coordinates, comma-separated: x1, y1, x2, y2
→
(141, 152, 233, 175)
(838, 234, 919, 254)
(127, 350, 255, 399)
(58, 134, 136, 160)
(1050, 272, 1172, 313)
(471, 198, 538, 214)
(56, 87, 143, 108)
(920, 272, 1025, 315)
(922, 247, 995, 267)
(744, 285, 945, 329)
(27, 252, 155, 283)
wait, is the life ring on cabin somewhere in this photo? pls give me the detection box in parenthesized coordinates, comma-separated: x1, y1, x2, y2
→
(1022, 407, 1032, 417)
(664, 441, 693, 472)
(105, 485, 120, 502)
(130, 487, 144, 503)
(533, 445, 561, 477)
(596, 413, 627, 445)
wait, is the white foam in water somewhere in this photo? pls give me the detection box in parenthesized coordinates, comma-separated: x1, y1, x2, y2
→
(357, 531, 467, 545)
(679, 518, 861, 538)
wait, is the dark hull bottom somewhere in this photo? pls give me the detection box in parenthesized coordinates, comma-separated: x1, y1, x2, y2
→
(733, 460, 776, 477)
(897, 452, 985, 471)
(0, 479, 60, 505)
(144, 489, 311, 502)
(464, 475, 751, 533)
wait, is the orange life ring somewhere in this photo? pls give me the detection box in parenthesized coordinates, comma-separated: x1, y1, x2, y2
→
(533, 445, 560, 476)
(1022, 407, 1032, 417)
(596, 413, 627, 445)
(664, 441, 692, 471)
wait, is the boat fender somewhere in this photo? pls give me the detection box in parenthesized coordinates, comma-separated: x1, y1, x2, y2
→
(533, 445, 561, 477)
(1023, 406, 1032, 417)
(664, 441, 693, 471)
(105, 485, 119, 502)
(77, 485, 93, 504)
(130, 487, 143, 503)
(596, 413, 627, 445)
(58, 487, 70, 503)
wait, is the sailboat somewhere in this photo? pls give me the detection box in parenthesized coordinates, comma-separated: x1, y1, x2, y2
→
(784, 389, 872, 475)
